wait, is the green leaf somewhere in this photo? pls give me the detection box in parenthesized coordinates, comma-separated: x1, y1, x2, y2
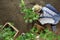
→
(33, 17, 38, 20)
(29, 19, 33, 23)
(25, 20, 28, 23)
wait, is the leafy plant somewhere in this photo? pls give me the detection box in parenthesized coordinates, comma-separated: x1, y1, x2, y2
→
(16, 27, 60, 40)
(39, 29, 60, 40)
(0, 26, 15, 40)
(16, 27, 38, 40)
(20, 0, 39, 23)
(16, 32, 36, 40)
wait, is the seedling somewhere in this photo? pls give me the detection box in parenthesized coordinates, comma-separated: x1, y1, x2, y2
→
(2, 22, 19, 38)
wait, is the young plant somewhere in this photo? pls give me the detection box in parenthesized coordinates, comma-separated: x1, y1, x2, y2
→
(16, 32, 37, 40)
(40, 29, 59, 40)
(0, 27, 15, 40)
(16, 27, 39, 40)
(20, 0, 39, 23)
(16, 27, 60, 40)
(0, 22, 17, 40)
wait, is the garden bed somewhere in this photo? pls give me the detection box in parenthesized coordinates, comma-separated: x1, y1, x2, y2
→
(0, 22, 19, 40)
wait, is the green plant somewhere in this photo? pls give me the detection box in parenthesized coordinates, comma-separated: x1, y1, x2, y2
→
(16, 27, 60, 40)
(16, 32, 37, 40)
(20, 0, 39, 23)
(40, 29, 60, 40)
(0, 27, 15, 40)
(16, 27, 38, 40)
